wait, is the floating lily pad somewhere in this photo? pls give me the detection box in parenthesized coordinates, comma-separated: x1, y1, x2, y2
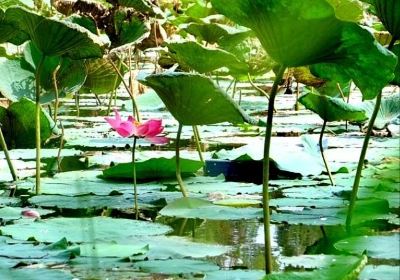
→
(78, 243, 149, 258)
(102, 156, 203, 181)
(138, 235, 230, 260)
(0, 268, 74, 280)
(0, 237, 77, 266)
(334, 234, 400, 260)
(268, 254, 367, 280)
(160, 197, 262, 220)
(205, 270, 264, 280)
(0, 217, 172, 242)
(134, 259, 219, 274)
(272, 198, 393, 226)
(359, 265, 400, 280)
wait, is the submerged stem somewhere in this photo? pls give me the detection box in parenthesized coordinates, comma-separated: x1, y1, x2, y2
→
(192, 125, 204, 165)
(132, 137, 139, 219)
(319, 120, 334, 186)
(176, 124, 188, 197)
(0, 125, 17, 181)
(263, 65, 286, 274)
(35, 55, 45, 194)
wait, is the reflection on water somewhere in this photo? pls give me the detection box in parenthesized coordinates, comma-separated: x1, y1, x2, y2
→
(158, 217, 329, 271)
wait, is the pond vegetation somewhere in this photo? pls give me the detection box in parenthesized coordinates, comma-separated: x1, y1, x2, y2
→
(0, 0, 399, 279)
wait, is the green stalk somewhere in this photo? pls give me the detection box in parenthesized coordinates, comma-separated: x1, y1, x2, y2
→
(35, 55, 45, 194)
(263, 65, 286, 274)
(52, 65, 60, 123)
(109, 58, 140, 121)
(345, 38, 396, 232)
(319, 120, 334, 186)
(192, 125, 205, 165)
(345, 90, 382, 232)
(56, 120, 64, 172)
(0, 126, 17, 181)
(132, 136, 139, 219)
(176, 123, 188, 197)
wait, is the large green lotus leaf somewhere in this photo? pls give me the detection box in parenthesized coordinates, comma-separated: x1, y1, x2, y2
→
(374, 0, 400, 39)
(362, 93, 400, 129)
(391, 44, 400, 85)
(298, 92, 367, 122)
(115, 14, 150, 48)
(167, 41, 248, 74)
(0, 269, 74, 280)
(0, 57, 36, 102)
(335, 234, 400, 259)
(6, 98, 56, 148)
(212, 0, 397, 100)
(78, 243, 149, 258)
(211, 0, 342, 67)
(81, 58, 124, 94)
(139, 72, 253, 125)
(184, 1, 212, 19)
(0, 8, 28, 44)
(360, 265, 400, 280)
(181, 22, 252, 45)
(102, 156, 203, 181)
(160, 197, 262, 220)
(270, 255, 367, 280)
(134, 259, 219, 274)
(24, 42, 87, 96)
(311, 23, 397, 100)
(66, 14, 98, 35)
(5, 6, 105, 59)
(326, 0, 364, 22)
(0, 217, 172, 243)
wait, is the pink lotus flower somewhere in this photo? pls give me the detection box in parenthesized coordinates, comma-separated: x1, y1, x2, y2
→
(21, 209, 41, 219)
(105, 110, 169, 144)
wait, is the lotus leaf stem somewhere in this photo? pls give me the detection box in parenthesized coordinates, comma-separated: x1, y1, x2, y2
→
(263, 65, 286, 274)
(176, 123, 188, 197)
(107, 89, 116, 115)
(0, 125, 17, 181)
(52, 65, 61, 123)
(75, 92, 80, 117)
(346, 38, 396, 232)
(346, 91, 382, 232)
(56, 120, 64, 172)
(192, 125, 205, 165)
(109, 58, 140, 121)
(132, 136, 139, 219)
(320, 120, 334, 186)
(35, 55, 45, 194)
